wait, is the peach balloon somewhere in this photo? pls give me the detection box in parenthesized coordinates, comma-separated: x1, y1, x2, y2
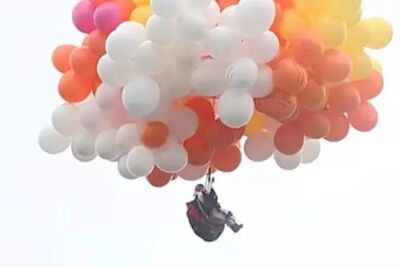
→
(320, 50, 352, 83)
(70, 47, 99, 79)
(255, 91, 298, 121)
(140, 121, 170, 148)
(348, 102, 378, 132)
(289, 30, 324, 67)
(185, 97, 215, 132)
(217, 0, 239, 10)
(52, 45, 76, 73)
(298, 110, 331, 139)
(324, 111, 350, 142)
(352, 70, 383, 101)
(274, 123, 304, 155)
(273, 58, 308, 94)
(298, 79, 327, 111)
(328, 83, 361, 113)
(184, 135, 214, 166)
(212, 145, 241, 172)
(116, 0, 136, 20)
(59, 71, 93, 103)
(85, 30, 108, 56)
(147, 167, 172, 187)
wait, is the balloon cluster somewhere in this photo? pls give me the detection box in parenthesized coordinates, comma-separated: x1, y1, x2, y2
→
(39, 0, 392, 186)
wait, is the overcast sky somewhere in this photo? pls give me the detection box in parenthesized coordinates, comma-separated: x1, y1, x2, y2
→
(1, 0, 399, 266)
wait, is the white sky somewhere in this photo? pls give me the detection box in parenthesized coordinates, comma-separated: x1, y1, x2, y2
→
(1, 0, 399, 266)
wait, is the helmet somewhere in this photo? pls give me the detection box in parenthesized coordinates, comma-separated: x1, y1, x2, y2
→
(195, 184, 204, 192)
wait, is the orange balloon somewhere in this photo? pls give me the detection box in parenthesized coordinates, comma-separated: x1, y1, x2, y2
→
(298, 79, 327, 111)
(85, 30, 108, 56)
(352, 70, 383, 101)
(273, 58, 308, 94)
(275, 0, 293, 9)
(185, 97, 215, 132)
(70, 47, 99, 79)
(217, 0, 239, 10)
(255, 91, 298, 121)
(328, 83, 361, 113)
(297, 110, 331, 139)
(140, 121, 170, 148)
(274, 122, 304, 155)
(320, 50, 352, 83)
(52, 45, 76, 73)
(184, 135, 214, 166)
(207, 119, 245, 148)
(147, 167, 172, 188)
(59, 71, 93, 103)
(323, 110, 350, 142)
(348, 102, 378, 132)
(212, 145, 241, 172)
(116, 0, 136, 20)
(289, 30, 324, 68)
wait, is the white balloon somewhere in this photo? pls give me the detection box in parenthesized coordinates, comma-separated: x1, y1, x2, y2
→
(219, 5, 236, 28)
(117, 21, 146, 37)
(242, 31, 279, 64)
(302, 139, 321, 164)
(274, 150, 302, 171)
(177, 13, 208, 41)
(154, 141, 188, 173)
(160, 67, 192, 98)
(174, 39, 202, 68)
(52, 104, 81, 137)
(244, 132, 275, 162)
(38, 126, 70, 154)
(146, 15, 176, 46)
(206, 26, 241, 61)
(98, 55, 137, 87)
(234, 0, 276, 36)
(95, 129, 123, 161)
(71, 131, 97, 162)
(151, 0, 183, 18)
(206, 1, 220, 27)
(122, 76, 161, 117)
(118, 155, 139, 179)
(127, 146, 155, 177)
(167, 107, 199, 140)
(226, 57, 258, 91)
(218, 90, 254, 128)
(141, 90, 172, 121)
(184, 0, 213, 11)
(95, 83, 122, 110)
(135, 41, 163, 76)
(116, 124, 139, 150)
(191, 60, 227, 96)
(106, 30, 144, 62)
(80, 101, 109, 132)
(178, 164, 209, 181)
(249, 65, 274, 98)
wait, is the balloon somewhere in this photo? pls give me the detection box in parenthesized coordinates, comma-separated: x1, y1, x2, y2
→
(136, 0, 150, 6)
(244, 131, 275, 162)
(122, 76, 161, 117)
(302, 139, 320, 164)
(212, 145, 241, 172)
(38, 126, 70, 154)
(85, 30, 108, 56)
(130, 5, 153, 25)
(178, 164, 209, 181)
(106, 29, 144, 62)
(206, 26, 241, 61)
(52, 45, 76, 73)
(176, 13, 208, 41)
(95, 84, 122, 110)
(352, 70, 383, 100)
(255, 91, 298, 121)
(59, 71, 93, 103)
(289, 30, 324, 68)
(297, 110, 331, 139)
(154, 141, 188, 173)
(233, 0, 276, 36)
(160, 67, 192, 98)
(273, 58, 307, 95)
(218, 90, 254, 128)
(250, 65, 274, 98)
(167, 107, 199, 141)
(79, 101, 109, 132)
(298, 79, 327, 111)
(52, 104, 81, 137)
(312, 16, 347, 48)
(206, 1, 220, 27)
(118, 154, 139, 179)
(70, 47, 99, 78)
(116, 124, 140, 150)
(320, 50, 352, 83)
(348, 102, 378, 132)
(135, 41, 163, 75)
(147, 167, 172, 187)
(72, 0, 96, 34)
(279, 8, 308, 41)
(127, 146, 155, 176)
(173, 39, 202, 68)
(146, 15, 177, 46)
(328, 83, 361, 113)
(97, 55, 137, 87)
(151, 0, 182, 18)
(95, 129, 123, 161)
(219, 5, 236, 27)
(324, 111, 350, 142)
(71, 131, 97, 162)
(274, 150, 302, 170)
(264, 115, 281, 134)
(184, 0, 213, 10)
(116, 0, 136, 20)
(185, 97, 215, 129)
(226, 57, 258, 91)
(184, 135, 214, 166)
(366, 18, 393, 49)
(140, 121, 170, 148)
(207, 118, 245, 147)
(274, 123, 304, 155)
(94, 2, 124, 33)
(245, 111, 265, 136)
(191, 59, 227, 96)
(350, 51, 373, 80)
(343, 20, 371, 52)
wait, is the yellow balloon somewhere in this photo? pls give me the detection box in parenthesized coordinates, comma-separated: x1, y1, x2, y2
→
(343, 20, 371, 53)
(366, 18, 393, 49)
(135, 0, 150, 5)
(245, 111, 266, 136)
(350, 51, 373, 80)
(130, 5, 152, 25)
(280, 9, 309, 41)
(371, 58, 383, 73)
(312, 16, 347, 48)
(293, 0, 325, 20)
(344, 7, 362, 27)
(325, 0, 360, 19)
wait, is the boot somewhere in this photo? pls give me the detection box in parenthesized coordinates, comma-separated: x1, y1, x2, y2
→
(226, 212, 243, 233)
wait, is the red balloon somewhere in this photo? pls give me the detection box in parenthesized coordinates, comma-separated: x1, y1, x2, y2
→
(298, 78, 327, 111)
(274, 0, 293, 9)
(320, 50, 352, 83)
(212, 145, 242, 172)
(273, 58, 308, 95)
(274, 123, 305, 155)
(323, 110, 350, 142)
(147, 167, 172, 188)
(297, 110, 331, 139)
(328, 83, 361, 113)
(184, 135, 214, 166)
(217, 0, 239, 10)
(206, 119, 245, 148)
(348, 102, 378, 132)
(352, 70, 384, 101)
(185, 97, 215, 134)
(255, 91, 298, 121)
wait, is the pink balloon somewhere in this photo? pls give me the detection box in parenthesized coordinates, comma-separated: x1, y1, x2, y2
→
(94, 2, 124, 33)
(348, 102, 378, 132)
(72, 0, 96, 34)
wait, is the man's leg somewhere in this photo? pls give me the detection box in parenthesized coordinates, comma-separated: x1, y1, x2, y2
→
(214, 208, 243, 233)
